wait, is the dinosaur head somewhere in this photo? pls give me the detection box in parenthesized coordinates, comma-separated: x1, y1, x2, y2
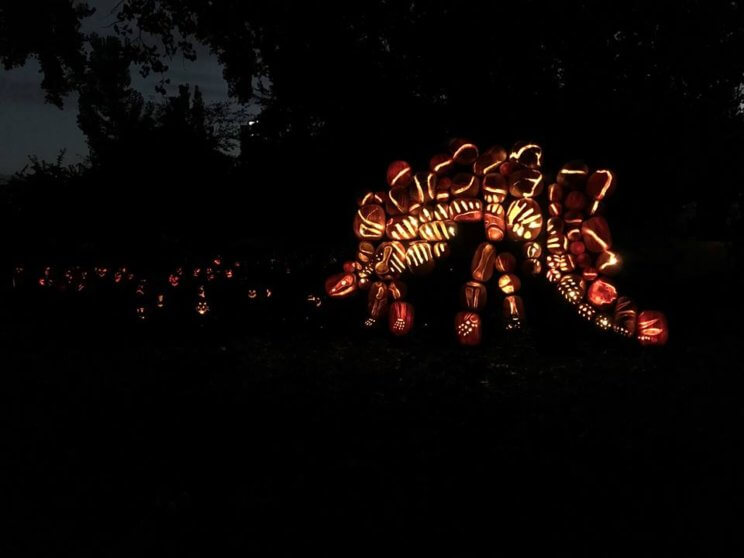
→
(325, 261, 361, 298)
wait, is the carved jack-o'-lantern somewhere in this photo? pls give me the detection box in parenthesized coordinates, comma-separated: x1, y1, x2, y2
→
(503, 295, 525, 330)
(581, 216, 613, 253)
(430, 153, 454, 175)
(325, 272, 358, 298)
(449, 198, 484, 222)
(482, 173, 508, 203)
(433, 241, 451, 259)
(586, 169, 616, 200)
(389, 300, 414, 336)
(449, 138, 479, 165)
(358, 191, 386, 207)
(484, 203, 506, 242)
(368, 281, 389, 320)
(637, 311, 669, 346)
(419, 219, 457, 241)
(522, 241, 542, 259)
(613, 296, 637, 337)
(386, 160, 412, 188)
(386, 214, 420, 240)
(596, 250, 622, 276)
(451, 173, 480, 198)
(354, 204, 386, 240)
(386, 186, 410, 215)
(473, 148, 507, 176)
(471, 242, 497, 282)
(356, 241, 375, 264)
(557, 160, 589, 189)
(510, 142, 542, 169)
(406, 241, 435, 275)
(587, 277, 618, 307)
(389, 279, 407, 300)
(412, 172, 437, 204)
(557, 274, 585, 304)
(546, 253, 575, 273)
(494, 251, 517, 273)
(374, 241, 407, 279)
(461, 281, 487, 310)
(497, 273, 521, 294)
(455, 311, 482, 345)
(506, 198, 543, 241)
(508, 168, 544, 198)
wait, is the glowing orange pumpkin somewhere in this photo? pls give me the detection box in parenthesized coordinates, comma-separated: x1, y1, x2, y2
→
(389, 301, 414, 336)
(637, 311, 669, 346)
(325, 272, 358, 298)
(455, 312, 482, 345)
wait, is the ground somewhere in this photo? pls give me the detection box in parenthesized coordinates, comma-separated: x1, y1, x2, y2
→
(2, 267, 742, 556)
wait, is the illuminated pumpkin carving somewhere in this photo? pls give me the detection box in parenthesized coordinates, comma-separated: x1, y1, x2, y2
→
(389, 301, 414, 336)
(494, 251, 517, 273)
(449, 138, 479, 165)
(386, 214, 420, 240)
(374, 241, 407, 278)
(455, 312, 482, 345)
(419, 219, 457, 241)
(497, 273, 521, 295)
(474, 148, 507, 176)
(557, 274, 585, 304)
(586, 169, 616, 201)
(503, 295, 525, 330)
(359, 191, 385, 206)
(354, 204, 387, 239)
(430, 153, 454, 175)
(326, 140, 666, 345)
(386, 186, 410, 215)
(405, 241, 435, 275)
(510, 142, 543, 169)
(506, 198, 543, 241)
(471, 242, 496, 282)
(587, 278, 618, 307)
(614, 296, 638, 337)
(482, 173, 508, 203)
(637, 311, 669, 346)
(581, 216, 613, 253)
(368, 281, 389, 322)
(461, 281, 487, 310)
(557, 161, 589, 189)
(449, 198, 483, 222)
(596, 250, 622, 276)
(484, 203, 506, 242)
(508, 168, 544, 198)
(386, 160, 413, 188)
(451, 173, 480, 198)
(325, 272, 358, 298)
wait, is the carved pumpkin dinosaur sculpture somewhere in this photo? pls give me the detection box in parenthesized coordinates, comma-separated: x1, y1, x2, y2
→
(325, 139, 668, 346)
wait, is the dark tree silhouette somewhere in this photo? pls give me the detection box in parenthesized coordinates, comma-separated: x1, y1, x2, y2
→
(0, 1, 94, 106)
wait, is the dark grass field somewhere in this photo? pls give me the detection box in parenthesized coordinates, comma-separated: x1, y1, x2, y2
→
(3, 265, 743, 556)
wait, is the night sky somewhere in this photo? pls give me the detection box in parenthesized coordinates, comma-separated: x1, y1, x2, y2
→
(0, 0, 229, 176)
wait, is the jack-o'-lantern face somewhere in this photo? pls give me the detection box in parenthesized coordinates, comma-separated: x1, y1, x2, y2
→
(325, 272, 358, 298)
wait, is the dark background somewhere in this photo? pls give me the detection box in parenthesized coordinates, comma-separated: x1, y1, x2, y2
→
(1, 1, 743, 555)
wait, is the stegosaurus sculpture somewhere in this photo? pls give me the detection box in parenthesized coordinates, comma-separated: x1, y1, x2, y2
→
(325, 139, 668, 346)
